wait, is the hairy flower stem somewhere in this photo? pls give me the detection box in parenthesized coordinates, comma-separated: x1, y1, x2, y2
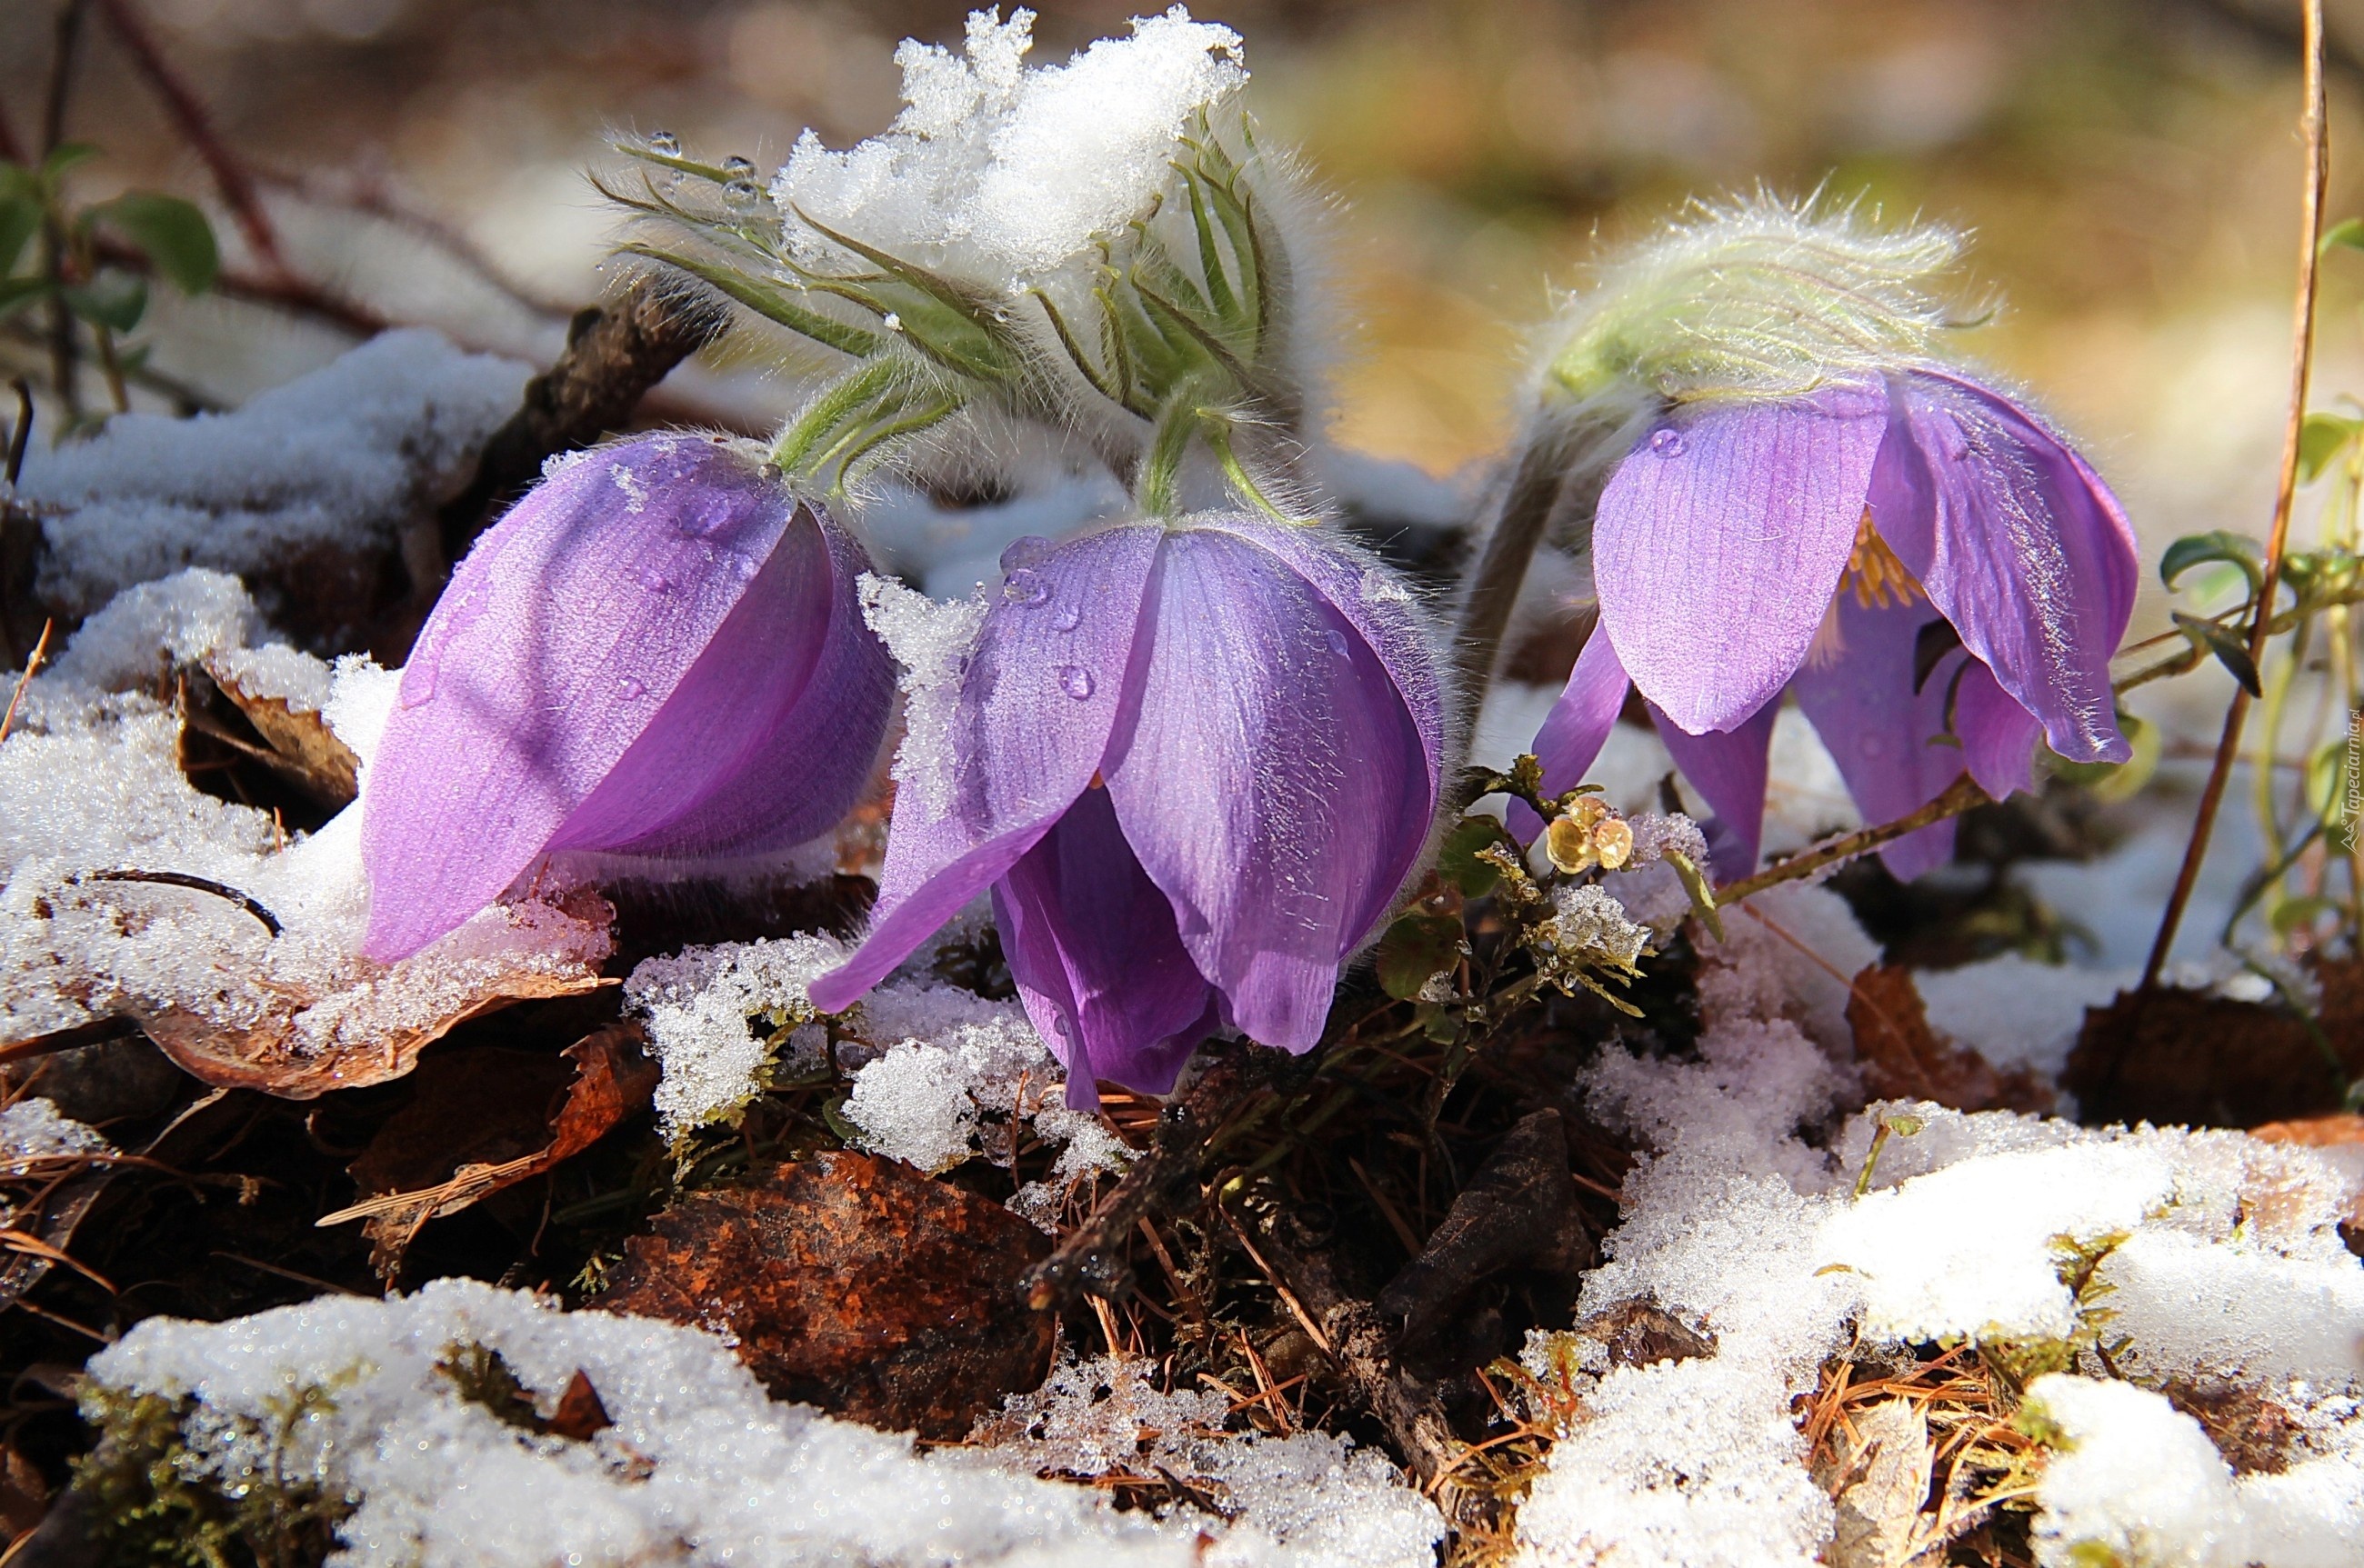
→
(2141, 0, 2327, 993)
(1715, 774, 1990, 905)
(1452, 427, 1576, 707)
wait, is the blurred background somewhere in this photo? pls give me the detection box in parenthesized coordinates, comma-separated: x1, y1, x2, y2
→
(5, 0, 2364, 616)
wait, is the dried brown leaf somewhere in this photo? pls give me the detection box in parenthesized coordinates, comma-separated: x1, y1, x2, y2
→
(1848, 964, 2056, 1115)
(203, 655, 360, 805)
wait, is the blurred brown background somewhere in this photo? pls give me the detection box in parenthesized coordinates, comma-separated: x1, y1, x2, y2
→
(8, 0, 2364, 578)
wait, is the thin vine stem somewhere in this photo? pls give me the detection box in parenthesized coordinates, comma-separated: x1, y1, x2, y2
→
(2141, 0, 2328, 992)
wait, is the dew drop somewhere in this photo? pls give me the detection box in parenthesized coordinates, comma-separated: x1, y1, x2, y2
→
(1323, 628, 1351, 658)
(1648, 426, 1685, 457)
(721, 155, 756, 176)
(723, 179, 762, 208)
(618, 676, 648, 700)
(1052, 602, 1083, 632)
(676, 494, 736, 539)
(646, 130, 680, 155)
(999, 534, 1054, 572)
(1057, 664, 1095, 700)
(1003, 567, 1050, 605)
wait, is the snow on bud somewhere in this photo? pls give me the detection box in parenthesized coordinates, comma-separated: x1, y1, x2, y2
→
(807, 514, 1453, 1104)
(360, 435, 894, 961)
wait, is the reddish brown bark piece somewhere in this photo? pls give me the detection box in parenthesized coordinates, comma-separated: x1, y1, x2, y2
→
(546, 1370, 615, 1441)
(600, 1153, 1057, 1439)
(1847, 964, 2057, 1115)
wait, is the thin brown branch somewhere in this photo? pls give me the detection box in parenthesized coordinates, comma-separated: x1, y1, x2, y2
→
(0, 617, 53, 745)
(1716, 774, 1990, 906)
(436, 279, 725, 567)
(2143, 0, 2328, 992)
(95, 0, 291, 278)
(41, 0, 86, 156)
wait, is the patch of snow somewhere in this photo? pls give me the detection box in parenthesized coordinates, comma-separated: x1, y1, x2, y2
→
(0, 1095, 110, 1161)
(776, 8, 1247, 290)
(21, 331, 527, 614)
(45, 568, 259, 691)
(858, 572, 989, 822)
(1912, 954, 2133, 1084)
(624, 935, 846, 1139)
(974, 1354, 1444, 1568)
(85, 1279, 1266, 1568)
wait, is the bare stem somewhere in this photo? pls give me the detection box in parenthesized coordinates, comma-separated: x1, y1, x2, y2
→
(1715, 774, 1990, 906)
(2141, 0, 2328, 992)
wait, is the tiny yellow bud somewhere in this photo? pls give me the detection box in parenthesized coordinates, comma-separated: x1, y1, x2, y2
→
(1592, 817, 1634, 871)
(1545, 814, 1598, 874)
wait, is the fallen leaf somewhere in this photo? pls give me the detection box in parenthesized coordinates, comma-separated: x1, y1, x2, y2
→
(1848, 964, 2056, 1115)
(546, 1369, 615, 1441)
(2249, 1113, 2364, 1146)
(599, 1153, 1056, 1439)
(1818, 1396, 1933, 1568)
(325, 1024, 657, 1278)
(137, 968, 610, 1100)
(2067, 965, 2364, 1129)
(1564, 1296, 1717, 1370)
(201, 656, 361, 805)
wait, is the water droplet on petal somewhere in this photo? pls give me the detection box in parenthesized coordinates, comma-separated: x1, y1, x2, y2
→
(723, 179, 761, 208)
(1324, 628, 1351, 658)
(1649, 427, 1685, 457)
(999, 535, 1053, 572)
(1052, 602, 1083, 632)
(619, 676, 647, 700)
(1003, 567, 1049, 605)
(646, 130, 680, 155)
(1057, 664, 1095, 700)
(636, 564, 674, 594)
(676, 495, 736, 539)
(721, 155, 756, 176)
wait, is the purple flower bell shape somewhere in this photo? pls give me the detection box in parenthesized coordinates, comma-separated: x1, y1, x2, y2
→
(362, 434, 894, 961)
(806, 516, 1450, 1104)
(1523, 202, 2138, 883)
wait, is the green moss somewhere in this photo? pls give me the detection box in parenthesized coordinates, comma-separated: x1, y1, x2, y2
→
(72, 1382, 354, 1568)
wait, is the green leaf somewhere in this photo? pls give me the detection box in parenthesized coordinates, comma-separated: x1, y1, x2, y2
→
(2048, 713, 2158, 804)
(0, 194, 39, 276)
(2307, 737, 2354, 825)
(1436, 815, 1513, 898)
(2321, 216, 2364, 255)
(0, 275, 47, 320)
(2173, 612, 2261, 697)
(61, 272, 146, 332)
(2300, 412, 2361, 483)
(2269, 894, 2344, 938)
(40, 142, 99, 183)
(90, 192, 218, 295)
(1375, 912, 1464, 1002)
(2160, 530, 2264, 596)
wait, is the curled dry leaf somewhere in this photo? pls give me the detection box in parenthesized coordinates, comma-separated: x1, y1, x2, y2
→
(1816, 1396, 1934, 1568)
(137, 970, 611, 1099)
(2068, 964, 2364, 1128)
(201, 656, 361, 806)
(325, 1024, 658, 1277)
(1847, 964, 2056, 1115)
(598, 1152, 1056, 1440)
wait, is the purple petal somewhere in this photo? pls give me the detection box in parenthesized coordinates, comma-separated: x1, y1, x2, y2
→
(552, 503, 892, 857)
(1104, 521, 1436, 1053)
(1597, 384, 1888, 734)
(807, 523, 1165, 1014)
(1789, 595, 1964, 883)
(992, 785, 1217, 1106)
(364, 435, 804, 961)
(1957, 659, 2042, 800)
(1532, 621, 1634, 797)
(1869, 370, 2136, 765)
(1649, 695, 1779, 882)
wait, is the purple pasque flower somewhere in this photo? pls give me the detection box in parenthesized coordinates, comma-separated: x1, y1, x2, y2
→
(362, 434, 893, 960)
(1533, 368, 2138, 882)
(806, 515, 1450, 1104)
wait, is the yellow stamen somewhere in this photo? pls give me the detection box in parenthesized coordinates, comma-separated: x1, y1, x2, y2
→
(1842, 508, 1922, 611)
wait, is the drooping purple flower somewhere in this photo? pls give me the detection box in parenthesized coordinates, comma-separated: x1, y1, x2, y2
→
(362, 434, 894, 961)
(1533, 368, 2136, 881)
(806, 515, 1450, 1104)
